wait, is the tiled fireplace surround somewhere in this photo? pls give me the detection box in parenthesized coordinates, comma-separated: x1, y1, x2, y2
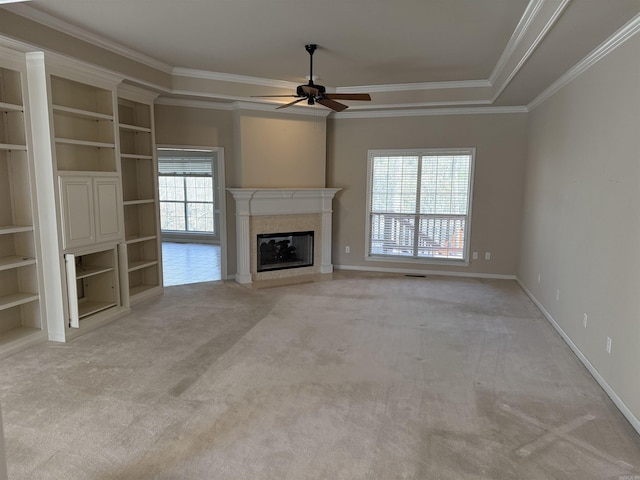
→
(228, 188, 340, 284)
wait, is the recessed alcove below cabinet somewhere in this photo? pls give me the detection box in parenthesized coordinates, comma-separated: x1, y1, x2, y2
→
(64, 247, 119, 327)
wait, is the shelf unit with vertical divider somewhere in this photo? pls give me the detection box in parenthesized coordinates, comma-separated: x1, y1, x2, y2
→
(117, 84, 163, 305)
(0, 50, 46, 357)
(48, 62, 130, 340)
(22, 54, 131, 342)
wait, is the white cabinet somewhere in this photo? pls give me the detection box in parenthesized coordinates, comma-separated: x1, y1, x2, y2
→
(23, 54, 131, 343)
(58, 174, 123, 250)
(3, 50, 164, 348)
(94, 177, 122, 244)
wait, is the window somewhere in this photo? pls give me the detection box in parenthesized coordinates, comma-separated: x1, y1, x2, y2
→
(158, 152, 215, 234)
(366, 149, 474, 263)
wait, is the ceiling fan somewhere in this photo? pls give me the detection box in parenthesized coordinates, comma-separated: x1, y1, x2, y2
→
(254, 44, 371, 112)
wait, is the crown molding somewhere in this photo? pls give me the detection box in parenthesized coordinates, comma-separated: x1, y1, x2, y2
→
(172, 67, 299, 89)
(3, 3, 173, 73)
(336, 79, 490, 94)
(232, 101, 332, 117)
(491, 0, 571, 102)
(343, 99, 493, 112)
(118, 83, 160, 103)
(332, 105, 528, 119)
(154, 96, 331, 117)
(42, 49, 124, 88)
(528, 12, 640, 111)
(155, 97, 235, 111)
(489, 0, 544, 85)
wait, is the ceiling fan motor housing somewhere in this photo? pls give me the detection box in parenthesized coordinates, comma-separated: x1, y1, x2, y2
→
(296, 84, 325, 97)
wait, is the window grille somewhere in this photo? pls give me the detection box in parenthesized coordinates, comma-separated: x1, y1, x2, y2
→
(158, 152, 216, 234)
(367, 149, 474, 262)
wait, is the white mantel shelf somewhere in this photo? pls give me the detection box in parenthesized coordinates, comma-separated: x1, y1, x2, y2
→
(227, 188, 341, 216)
(228, 188, 341, 284)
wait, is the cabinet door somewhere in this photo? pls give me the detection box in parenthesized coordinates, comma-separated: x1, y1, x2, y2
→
(93, 177, 122, 244)
(64, 253, 80, 328)
(59, 176, 95, 250)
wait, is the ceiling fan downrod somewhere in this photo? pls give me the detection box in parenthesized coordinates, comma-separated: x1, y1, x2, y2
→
(305, 44, 317, 87)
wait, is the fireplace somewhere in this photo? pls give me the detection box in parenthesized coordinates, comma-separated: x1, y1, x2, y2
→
(257, 231, 314, 272)
(228, 188, 340, 284)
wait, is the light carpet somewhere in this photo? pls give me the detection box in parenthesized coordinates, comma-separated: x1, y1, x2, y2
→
(0, 272, 638, 479)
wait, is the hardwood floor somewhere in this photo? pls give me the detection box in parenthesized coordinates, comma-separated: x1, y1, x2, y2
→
(161, 242, 221, 286)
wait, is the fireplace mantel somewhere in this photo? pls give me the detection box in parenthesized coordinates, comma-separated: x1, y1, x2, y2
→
(228, 188, 341, 284)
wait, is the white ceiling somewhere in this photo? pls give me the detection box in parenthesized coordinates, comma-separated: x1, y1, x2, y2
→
(3, 0, 640, 113)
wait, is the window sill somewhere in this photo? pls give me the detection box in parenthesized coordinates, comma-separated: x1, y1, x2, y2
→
(365, 254, 469, 268)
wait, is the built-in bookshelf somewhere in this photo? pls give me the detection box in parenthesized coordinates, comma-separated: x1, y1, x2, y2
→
(117, 86, 163, 304)
(0, 62, 45, 356)
(50, 75, 117, 173)
(43, 65, 128, 341)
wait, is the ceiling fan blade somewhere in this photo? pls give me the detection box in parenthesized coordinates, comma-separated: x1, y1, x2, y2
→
(276, 98, 306, 110)
(301, 85, 320, 96)
(324, 93, 371, 101)
(317, 98, 348, 112)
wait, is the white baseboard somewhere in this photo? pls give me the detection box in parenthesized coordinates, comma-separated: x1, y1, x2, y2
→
(516, 278, 640, 435)
(334, 264, 516, 280)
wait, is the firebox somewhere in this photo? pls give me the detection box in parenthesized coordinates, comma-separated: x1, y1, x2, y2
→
(257, 231, 314, 272)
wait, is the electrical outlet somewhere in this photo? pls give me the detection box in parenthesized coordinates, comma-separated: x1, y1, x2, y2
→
(583, 314, 588, 329)
(472, 251, 478, 260)
(345, 246, 350, 254)
(484, 252, 491, 260)
(606, 336, 612, 354)
(556, 289, 560, 301)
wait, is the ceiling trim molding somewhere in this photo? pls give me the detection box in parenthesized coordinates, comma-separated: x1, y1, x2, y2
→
(172, 67, 300, 89)
(154, 96, 331, 117)
(489, 0, 544, 85)
(0, 32, 38, 53)
(336, 79, 491, 94)
(2, 3, 173, 73)
(172, 71, 493, 95)
(332, 106, 528, 120)
(528, 12, 640, 111)
(155, 97, 235, 110)
(39, 48, 124, 88)
(232, 101, 332, 117)
(491, 0, 571, 101)
(345, 100, 493, 111)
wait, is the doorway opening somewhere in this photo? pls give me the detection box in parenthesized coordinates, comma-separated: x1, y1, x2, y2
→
(157, 147, 226, 286)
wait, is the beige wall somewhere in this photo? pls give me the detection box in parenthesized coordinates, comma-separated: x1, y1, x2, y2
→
(0, 10, 171, 90)
(154, 104, 238, 276)
(519, 34, 640, 422)
(154, 105, 329, 278)
(327, 113, 528, 276)
(234, 110, 326, 188)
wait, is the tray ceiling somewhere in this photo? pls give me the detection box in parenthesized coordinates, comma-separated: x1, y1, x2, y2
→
(2, 0, 639, 114)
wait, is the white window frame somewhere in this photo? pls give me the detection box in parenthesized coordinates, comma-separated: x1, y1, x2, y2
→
(158, 150, 218, 238)
(365, 148, 475, 266)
